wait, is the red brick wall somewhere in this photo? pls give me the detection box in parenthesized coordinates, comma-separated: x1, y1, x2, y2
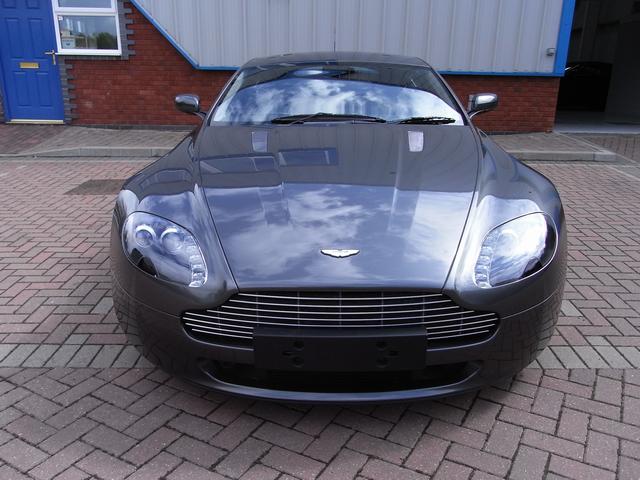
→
(68, 3, 559, 132)
(444, 76, 560, 133)
(67, 3, 230, 127)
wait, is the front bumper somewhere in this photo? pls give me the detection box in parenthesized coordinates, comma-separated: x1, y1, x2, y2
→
(112, 276, 561, 403)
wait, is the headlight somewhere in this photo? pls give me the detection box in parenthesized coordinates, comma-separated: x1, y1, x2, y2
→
(122, 212, 207, 287)
(474, 213, 556, 288)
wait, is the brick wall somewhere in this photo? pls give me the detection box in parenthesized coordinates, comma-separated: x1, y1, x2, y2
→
(67, 2, 559, 132)
(444, 76, 560, 133)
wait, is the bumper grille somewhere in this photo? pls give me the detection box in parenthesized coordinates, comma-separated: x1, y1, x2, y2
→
(182, 291, 499, 348)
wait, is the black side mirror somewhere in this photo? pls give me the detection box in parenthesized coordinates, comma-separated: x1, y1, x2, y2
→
(468, 93, 498, 117)
(175, 94, 204, 118)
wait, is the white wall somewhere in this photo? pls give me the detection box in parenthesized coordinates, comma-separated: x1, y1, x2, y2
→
(134, 0, 565, 73)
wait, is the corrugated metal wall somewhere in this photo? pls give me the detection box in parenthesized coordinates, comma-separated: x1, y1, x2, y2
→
(135, 0, 564, 73)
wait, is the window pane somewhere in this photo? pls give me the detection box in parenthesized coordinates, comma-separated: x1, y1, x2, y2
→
(58, 15, 118, 50)
(58, 0, 112, 8)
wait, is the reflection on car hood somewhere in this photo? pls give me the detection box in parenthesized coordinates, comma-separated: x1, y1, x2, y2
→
(198, 124, 480, 289)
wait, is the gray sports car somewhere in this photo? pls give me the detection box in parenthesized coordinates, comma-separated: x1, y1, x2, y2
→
(111, 52, 566, 403)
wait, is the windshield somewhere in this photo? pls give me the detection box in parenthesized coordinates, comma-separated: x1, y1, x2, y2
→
(211, 62, 465, 125)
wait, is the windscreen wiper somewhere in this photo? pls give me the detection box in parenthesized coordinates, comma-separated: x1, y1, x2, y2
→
(394, 116, 457, 125)
(271, 112, 387, 125)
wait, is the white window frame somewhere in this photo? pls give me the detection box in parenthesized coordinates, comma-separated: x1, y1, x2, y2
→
(51, 0, 122, 56)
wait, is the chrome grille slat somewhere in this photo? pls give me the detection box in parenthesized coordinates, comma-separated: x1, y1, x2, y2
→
(226, 299, 452, 308)
(205, 309, 474, 321)
(184, 312, 495, 326)
(185, 318, 497, 331)
(217, 305, 460, 315)
(183, 291, 499, 347)
(236, 292, 443, 301)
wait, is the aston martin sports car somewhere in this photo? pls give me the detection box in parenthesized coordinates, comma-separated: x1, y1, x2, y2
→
(111, 52, 566, 403)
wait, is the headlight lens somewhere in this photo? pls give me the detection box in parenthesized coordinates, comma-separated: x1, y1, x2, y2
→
(122, 212, 208, 287)
(474, 213, 556, 288)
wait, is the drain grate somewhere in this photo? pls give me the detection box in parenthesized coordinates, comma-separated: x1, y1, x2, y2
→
(65, 179, 125, 195)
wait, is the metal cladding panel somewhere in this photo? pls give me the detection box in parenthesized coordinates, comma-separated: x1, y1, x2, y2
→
(135, 0, 565, 73)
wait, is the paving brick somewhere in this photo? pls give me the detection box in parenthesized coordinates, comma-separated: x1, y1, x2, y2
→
(121, 426, 180, 466)
(167, 462, 227, 480)
(167, 435, 225, 468)
(360, 458, 427, 480)
(126, 384, 175, 416)
(215, 437, 271, 478)
(124, 404, 179, 440)
(92, 382, 139, 409)
(82, 424, 136, 456)
(446, 444, 510, 477)
(168, 412, 222, 442)
(498, 407, 556, 434)
(521, 429, 584, 460)
(585, 430, 618, 471)
(530, 387, 564, 419)
(509, 445, 549, 480)
(619, 456, 640, 480)
(347, 432, 410, 465)
(548, 454, 616, 480)
(45, 396, 101, 430)
(6, 415, 56, 444)
(254, 421, 314, 453)
(463, 399, 501, 433)
(0, 438, 48, 471)
(404, 434, 449, 475)
(564, 394, 620, 419)
(335, 410, 392, 438)
(165, 391, 217, 417)
(239, 465, 280, 480)
(262, 447, 325, 480)
(485, 421, 522, 458)
(427, 419, 486, 449)
(53, 378, 105, 408)
(86, 402, 139, 431)
(246, 402, 302, 428)
(49, 466, 90, 480)
(76, 451, 135, 480)
(304, 424, 353, 462)
(557, 409, 589, 443)
(623, 396, 640, 427)
(0, 345, 38, 366)
(386, 411, 429, 448)
(595, 375, 623, 405)
(125, 452, 181, 480)
(24, 375, 68, 398)
(207, 398, 254, 426)
(29, 441, 93, 480)
(0, 464, 31, 480)
(433, 460, 473, 480)
(591, 416, 640, 442)
(210, 414, 262, 450)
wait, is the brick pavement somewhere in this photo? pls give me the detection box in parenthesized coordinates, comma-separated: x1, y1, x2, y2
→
(578, 134, 640, 163)
(0, 158, 639, 479)
(0, 125, 65, 155)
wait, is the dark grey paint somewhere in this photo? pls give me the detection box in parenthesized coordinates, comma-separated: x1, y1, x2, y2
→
(110, 52, 566, 402)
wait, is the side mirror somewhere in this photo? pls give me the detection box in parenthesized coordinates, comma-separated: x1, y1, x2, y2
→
(175, 94, 203, 118)
(468, 93, 498, 117)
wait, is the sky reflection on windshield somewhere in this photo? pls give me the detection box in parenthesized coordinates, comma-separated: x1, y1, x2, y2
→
(213, 78, 464, 124)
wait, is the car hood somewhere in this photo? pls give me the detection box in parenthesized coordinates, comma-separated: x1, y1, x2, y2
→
(198, 124, 480, 289)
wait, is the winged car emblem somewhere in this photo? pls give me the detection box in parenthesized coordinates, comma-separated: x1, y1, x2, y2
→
(321, 249, 360, 258)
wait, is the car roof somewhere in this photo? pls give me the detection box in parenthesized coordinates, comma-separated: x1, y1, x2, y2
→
(241, 51, 431, 69)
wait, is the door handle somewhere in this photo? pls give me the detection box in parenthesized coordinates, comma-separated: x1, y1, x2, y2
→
(44, 50, 57, 66)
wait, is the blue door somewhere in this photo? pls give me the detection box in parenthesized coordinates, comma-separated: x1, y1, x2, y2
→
(0, 0, 64, 121)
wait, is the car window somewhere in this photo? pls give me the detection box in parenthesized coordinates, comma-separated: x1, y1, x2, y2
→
(211, 62, 465, 125)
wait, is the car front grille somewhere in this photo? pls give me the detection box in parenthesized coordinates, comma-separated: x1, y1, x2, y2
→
(182, 291, 499, 348)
